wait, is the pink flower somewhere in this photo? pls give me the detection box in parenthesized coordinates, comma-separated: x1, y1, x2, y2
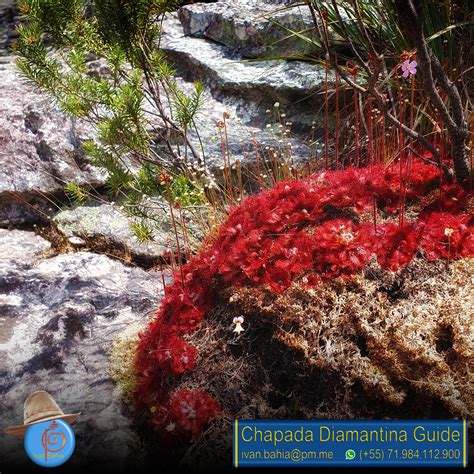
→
(402, 59, 417, 78)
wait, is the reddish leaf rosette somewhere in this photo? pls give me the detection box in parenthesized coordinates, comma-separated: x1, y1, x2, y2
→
(135, 158, 473, 439)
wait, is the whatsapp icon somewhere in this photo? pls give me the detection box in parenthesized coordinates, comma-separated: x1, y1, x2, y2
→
(345, 449, 356, 460)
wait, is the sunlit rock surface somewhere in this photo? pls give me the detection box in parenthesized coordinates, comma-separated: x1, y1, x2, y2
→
(0, 229, 164, 471)
(0, 58, 105, 225)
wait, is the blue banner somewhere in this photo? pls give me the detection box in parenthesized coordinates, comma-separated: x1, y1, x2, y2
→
(233, 420, 468, 467)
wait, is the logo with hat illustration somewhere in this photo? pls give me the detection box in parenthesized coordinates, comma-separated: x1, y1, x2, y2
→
(5, 391, 80, 467)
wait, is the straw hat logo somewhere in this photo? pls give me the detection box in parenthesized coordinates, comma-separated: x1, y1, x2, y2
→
(4, 391, 80, 439)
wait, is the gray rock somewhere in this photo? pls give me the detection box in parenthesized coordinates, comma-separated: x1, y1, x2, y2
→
(162, 15, 330, 131)
(0, 0, 17, 54)
(0, 228, 51, 264)
(54, 203, 172, 265)
(167, 77, 314, 168)
(0, 229, 164, 471)
(68, 235, 87, 246)
(0, 0, 16, 8)
(179, 0, 319, 59)
(0, 57, 105, 226)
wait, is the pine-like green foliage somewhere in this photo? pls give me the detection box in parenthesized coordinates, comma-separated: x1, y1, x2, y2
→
(64, 181, 89, 203)
(130, 222, 154, 243)
(15, 0, 207, 237)
(93, 0, 179, 65)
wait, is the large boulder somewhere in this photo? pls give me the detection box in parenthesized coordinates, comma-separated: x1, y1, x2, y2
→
(0, 57, 105, 226)
(178, 0, 319, 59)
(163, 77, 314, 169)
(0, 229, 164, 471)
(162, 15, 330, 131)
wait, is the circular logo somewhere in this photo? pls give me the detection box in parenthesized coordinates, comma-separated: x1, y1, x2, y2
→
(24, 419, 75, 468)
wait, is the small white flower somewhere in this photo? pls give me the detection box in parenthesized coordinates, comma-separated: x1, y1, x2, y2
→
(233, 316, 245, 334)
(165, 422, 176, 432)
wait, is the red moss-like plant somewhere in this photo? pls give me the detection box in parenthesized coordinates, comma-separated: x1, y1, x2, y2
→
(135, 157, 473, 439)
(151, 389, 221, 440)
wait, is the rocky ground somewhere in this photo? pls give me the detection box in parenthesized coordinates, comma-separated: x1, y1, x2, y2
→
(0, 230, 164, 471)
(0, 0, 327, 470)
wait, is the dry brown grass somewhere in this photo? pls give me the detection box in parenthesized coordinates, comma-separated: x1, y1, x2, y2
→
(212, 258, 473, 418)
(111, 257, 473, 466)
